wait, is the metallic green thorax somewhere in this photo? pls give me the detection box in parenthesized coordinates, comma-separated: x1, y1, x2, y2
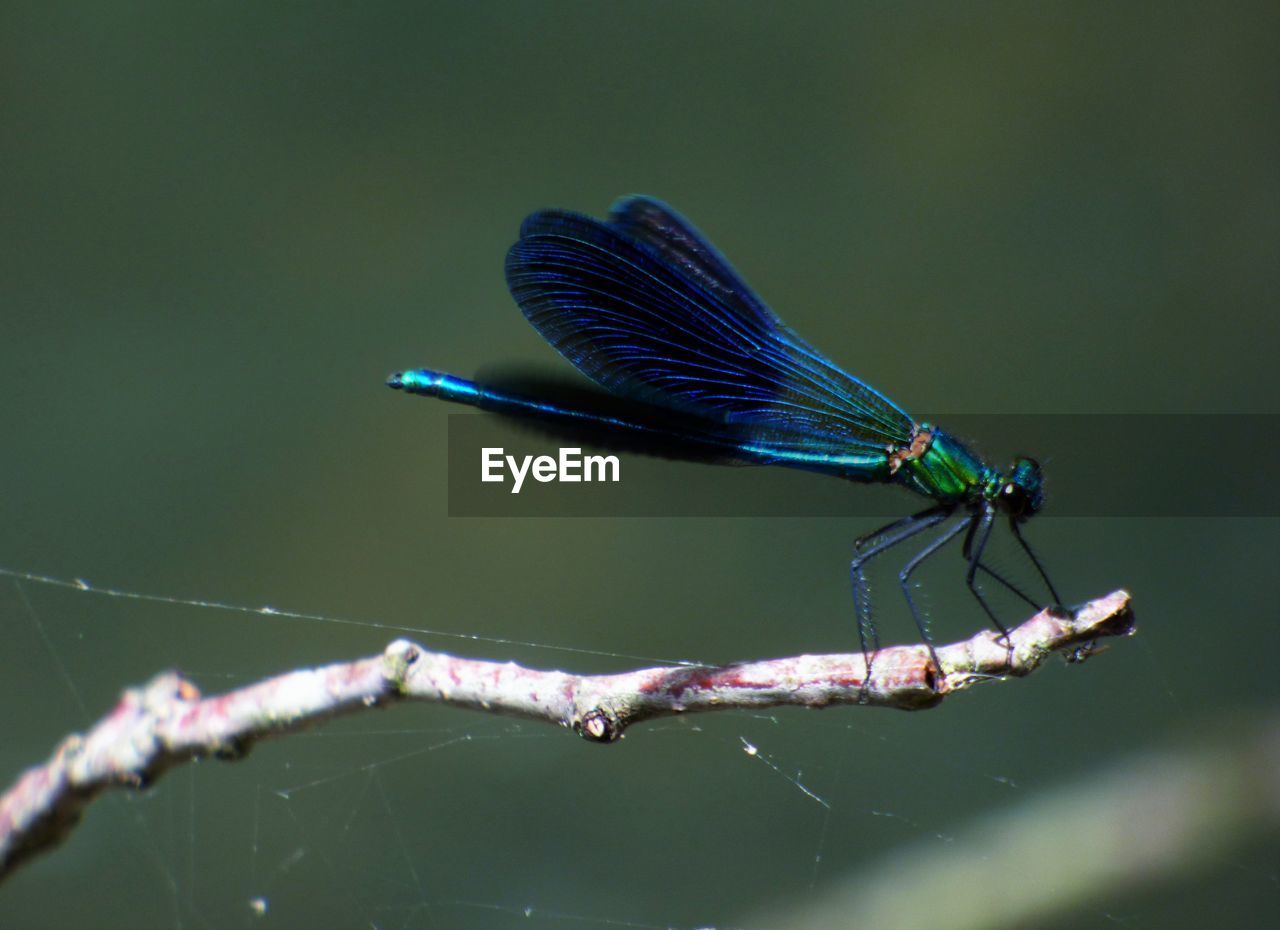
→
(894, 425, 996, 504)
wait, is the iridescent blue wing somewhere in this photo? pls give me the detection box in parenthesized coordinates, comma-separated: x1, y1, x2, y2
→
(504, 198, 917, 455)
(606, 196, 780, 331)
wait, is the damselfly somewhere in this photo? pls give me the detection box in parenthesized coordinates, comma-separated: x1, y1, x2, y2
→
(389, 197, 1063, 665)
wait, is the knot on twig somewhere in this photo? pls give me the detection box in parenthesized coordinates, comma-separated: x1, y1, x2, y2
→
(142, 671, 200, 709)
(383, 639, 422, 691)
(577, 708, 622, 744)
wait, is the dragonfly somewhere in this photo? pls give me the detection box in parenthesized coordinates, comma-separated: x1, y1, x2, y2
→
(388, 196, 1063, 667)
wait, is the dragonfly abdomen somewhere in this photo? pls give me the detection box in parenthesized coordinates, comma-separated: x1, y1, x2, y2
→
(389, 368, 669, 434)
(388, 367, 753, 462)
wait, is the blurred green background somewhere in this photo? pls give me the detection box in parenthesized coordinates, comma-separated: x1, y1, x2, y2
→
(2, 2, 1277, 928)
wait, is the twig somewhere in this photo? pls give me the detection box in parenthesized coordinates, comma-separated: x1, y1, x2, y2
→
(0, 590, 1132, 885)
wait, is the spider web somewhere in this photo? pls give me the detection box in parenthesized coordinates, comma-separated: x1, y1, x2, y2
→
(2, 519, 1277, 930)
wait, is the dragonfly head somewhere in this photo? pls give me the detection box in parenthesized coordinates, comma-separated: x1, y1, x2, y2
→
(995, 456, 1045, 519)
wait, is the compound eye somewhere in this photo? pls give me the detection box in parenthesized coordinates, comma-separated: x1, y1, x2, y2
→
(1001, 482, 1028, 514)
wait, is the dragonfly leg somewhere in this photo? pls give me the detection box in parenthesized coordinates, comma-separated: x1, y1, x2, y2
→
(962, 507, 1045, 611)
(850, 506, 951, 661)
(898, 516, 971, 670)
(1010, 518, 1063, 609)
(963, 506, 1013, 648)
(960, 509, 1036, 607)
(961, 503, 1035, 606)
(974, 562, 1039, 610)
(961, 508, 980, 559)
